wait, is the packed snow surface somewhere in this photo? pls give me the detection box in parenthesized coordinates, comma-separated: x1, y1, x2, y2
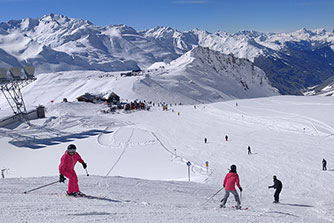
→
(0, 71, 334, 222)
(1, 95, 334, 222)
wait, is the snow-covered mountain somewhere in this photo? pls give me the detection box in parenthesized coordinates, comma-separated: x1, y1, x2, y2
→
(1, 14, 334, 94)
(0, 14, 153, 72)
(3, 46, 277, 107)
(134, 46, 278, 103)
(304, 76, 334, 96)
(141, 27, 334, 94)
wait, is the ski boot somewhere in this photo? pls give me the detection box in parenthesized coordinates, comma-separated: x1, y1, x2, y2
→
(76, 191, 86, 197)
(67, 191, 86, 197)
(67, 191, 78, 197)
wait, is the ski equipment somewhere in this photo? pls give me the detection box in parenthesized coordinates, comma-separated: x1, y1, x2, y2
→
(23, 180, 59, 194)
(67, 144, 77, 153)
(208, 187, 224, 200)
(232, 205, 248, 210)
(59, 174, 66, 183)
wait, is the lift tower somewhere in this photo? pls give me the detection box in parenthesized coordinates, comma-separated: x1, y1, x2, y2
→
(0, 66, 36, 125)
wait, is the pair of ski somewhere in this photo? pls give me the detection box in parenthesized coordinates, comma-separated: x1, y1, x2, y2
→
(219, 204, 248, 210)
(232, 205, 248, 210)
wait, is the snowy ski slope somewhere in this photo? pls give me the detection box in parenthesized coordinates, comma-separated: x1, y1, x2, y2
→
(1, 95, 334, 222)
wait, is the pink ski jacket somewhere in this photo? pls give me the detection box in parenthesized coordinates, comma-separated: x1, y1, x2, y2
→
(223, 172, 241, 191)
(59, 152, 84, 174)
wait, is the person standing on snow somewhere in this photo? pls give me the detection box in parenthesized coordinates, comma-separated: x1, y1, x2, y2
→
(268, 175, 282, 203)
(59, 144, 87, 196)
(225, 135, 228, 141)
(220, 164, 243, 209)
(322, 158, 327, 171)
(248, 146, 252, 155)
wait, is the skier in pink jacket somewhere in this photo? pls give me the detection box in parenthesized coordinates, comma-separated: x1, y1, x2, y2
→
(59, 144, 87, 196)
(220, 164, 243, 209)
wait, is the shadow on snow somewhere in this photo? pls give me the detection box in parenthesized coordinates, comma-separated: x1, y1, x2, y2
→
(279, 203, 314, 208)
(68, 211, 113, 216)
(80, 195, 124, 203)
(8, 129, 113, 149)
(267, 211, 299, 217)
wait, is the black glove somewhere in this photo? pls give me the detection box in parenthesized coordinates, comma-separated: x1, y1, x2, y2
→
(82, 162, 87, 169)
(239, 187, 243, 192)
(59, 174, 66, 183)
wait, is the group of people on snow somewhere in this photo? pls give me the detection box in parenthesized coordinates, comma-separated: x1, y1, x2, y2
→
(219, 164, 282, 209)
(58, 143, 325, 208)
(204, 137, 252, 155)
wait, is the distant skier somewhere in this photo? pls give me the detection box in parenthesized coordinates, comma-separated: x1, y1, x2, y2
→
(59, 144, 87, 196)
(1, 168, 7, 178)
(322, 158, 327, 171)
(204, 138, 207, 144)
(220, 164, 243, 209)
(268, 175, 282, 203)
(248, 146, 252, 155)
(225, 135, 228, 141)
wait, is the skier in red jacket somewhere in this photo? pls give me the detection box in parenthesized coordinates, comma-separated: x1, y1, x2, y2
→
(220, 164, 243, 209)
(59, 144, 87, 196)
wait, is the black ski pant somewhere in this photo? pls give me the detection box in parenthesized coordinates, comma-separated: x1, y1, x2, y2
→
(274, 188, 281, 202)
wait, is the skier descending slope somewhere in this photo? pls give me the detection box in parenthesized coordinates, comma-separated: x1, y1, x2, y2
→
(220, 165, 243, 209)
(268, 175, 282, 203)
(59, 144, 87, 197)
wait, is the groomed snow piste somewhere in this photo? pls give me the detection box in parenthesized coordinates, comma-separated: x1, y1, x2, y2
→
(1, 97, 334, 222)
(0, 71, 334, 222)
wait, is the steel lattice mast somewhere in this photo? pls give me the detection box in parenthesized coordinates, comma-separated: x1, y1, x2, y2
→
(0, 66, 36, 126)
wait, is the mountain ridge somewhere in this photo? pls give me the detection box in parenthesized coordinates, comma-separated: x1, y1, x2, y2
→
(1, 14, 334, 95)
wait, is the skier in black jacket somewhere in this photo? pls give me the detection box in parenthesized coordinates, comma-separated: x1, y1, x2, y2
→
(268, 175, 282, 203)
(322, 158, 327, 171)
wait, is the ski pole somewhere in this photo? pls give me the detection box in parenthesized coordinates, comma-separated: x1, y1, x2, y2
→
(23, 180, 59, 194)
(85, 168, 89, 176)
(208, 187, 224, 201)
(207, 186, 224, 201)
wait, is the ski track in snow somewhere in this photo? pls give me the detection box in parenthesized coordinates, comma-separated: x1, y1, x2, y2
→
(98, 126, 212, 179)
(105, 128, 135, 176)
(1, 95, 334, 222)
(1, 176, 332, 223)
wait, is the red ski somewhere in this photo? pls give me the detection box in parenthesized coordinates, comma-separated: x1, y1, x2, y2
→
(232, 206, 248, 210)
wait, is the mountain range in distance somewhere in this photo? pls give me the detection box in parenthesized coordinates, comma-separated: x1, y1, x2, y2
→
(0, 13, 334, 96)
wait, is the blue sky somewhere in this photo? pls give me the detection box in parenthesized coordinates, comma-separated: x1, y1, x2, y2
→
(0, 0, 333, 33)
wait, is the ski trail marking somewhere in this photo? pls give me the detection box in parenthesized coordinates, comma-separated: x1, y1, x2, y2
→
(151, 131, 213, 177)
(105, 128, 134, 176)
